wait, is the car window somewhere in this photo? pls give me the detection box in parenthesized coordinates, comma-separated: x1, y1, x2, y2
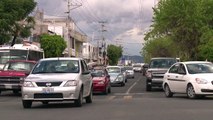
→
(178, 64, 186, 74)
(32, 60, 79, 74)
(186, 63, 213, 74)
(91, 70, 105, 77)
(4, 62, 35, 71)
(169, 64, 179, 73)
(107, 67, 120, 73)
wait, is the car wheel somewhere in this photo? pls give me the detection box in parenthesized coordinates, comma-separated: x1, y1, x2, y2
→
(125, 79, 127, 83)
(22, 100, 32, 108)
(187, 84, 197, 99)
(164, 84, 173, 97)
(104, 87, 108, 95)
(108, 86, 111, 93)
(121, 82, 125, 87)
(85, 88, 93, 103)
(146, 79, 152, 91)
(75, 89, 83, 107)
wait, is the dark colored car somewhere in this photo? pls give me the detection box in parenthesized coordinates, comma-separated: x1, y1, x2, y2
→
(91, 67, 111, 94)
(0, 60, 36, 95)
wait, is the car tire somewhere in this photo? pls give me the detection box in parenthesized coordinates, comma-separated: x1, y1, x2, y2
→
(125, 79, 127, 83)
(75, 89, 83, 107)
(108, 86, 111, 93)
(0, 90, 1, 95)
(22, 100, 32, 108)
(146, 79, 152, 91)
(85, 88, 93, 103)
(104, 87, 108, 95)
(186, 84, 197, 99)
(121, 82, 125, 87)
(164, 84, 173, 97)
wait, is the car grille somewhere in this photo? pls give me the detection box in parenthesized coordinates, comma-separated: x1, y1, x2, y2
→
(34, 93, 63, 98)
(0, 77, 20, 84)
(36, 82, 62, 87)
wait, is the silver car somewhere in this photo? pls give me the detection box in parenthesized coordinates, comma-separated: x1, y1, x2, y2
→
(106, 66, 125, 86)
(21, 57, 93, 108)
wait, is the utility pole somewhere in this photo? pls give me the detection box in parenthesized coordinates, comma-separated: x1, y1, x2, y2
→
(65, 0, 82, 57)
(99, 21, 107, 65)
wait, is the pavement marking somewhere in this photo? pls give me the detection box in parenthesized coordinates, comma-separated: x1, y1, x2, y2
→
(108, 96, 116, 100)
(123, 95, 132, 100)
(125, 78, 141, 94)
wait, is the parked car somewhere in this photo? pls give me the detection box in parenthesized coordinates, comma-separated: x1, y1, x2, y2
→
(124, 66, 135, 79)
(0, 60, 36, 95)
(163, 61, 213, 99)
(106, 66, 126, 86)
(146, 57, 177, 91)
(91, 66, 111, 94)
(21, 57, 93, 108)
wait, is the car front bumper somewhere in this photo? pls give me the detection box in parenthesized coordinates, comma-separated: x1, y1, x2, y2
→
(22, 86, 79, 101)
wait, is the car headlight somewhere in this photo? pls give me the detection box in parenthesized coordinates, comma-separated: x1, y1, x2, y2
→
(146, 71, 152, 78)
(23, 81, 34, 87)
(116, 75, 123, 81)
(195, 78, 208, 84)
(64, 80, 78, 87)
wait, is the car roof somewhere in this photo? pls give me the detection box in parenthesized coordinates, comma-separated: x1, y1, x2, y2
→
(151, 57, 176, 60)
(7, 60, 37, 63)
(39, 57, 83, 61)
(179, 61, 212, 64)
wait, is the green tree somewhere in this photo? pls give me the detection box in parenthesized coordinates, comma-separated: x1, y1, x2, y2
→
(40, 34, 67, 58)
(142, 36, 178, 62)
(107, 45, 123, 65)
(144, 0, 213, 61)
(0, 0, 36, 45)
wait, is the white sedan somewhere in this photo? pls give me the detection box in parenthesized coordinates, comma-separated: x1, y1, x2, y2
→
(163, 61, 213, 99)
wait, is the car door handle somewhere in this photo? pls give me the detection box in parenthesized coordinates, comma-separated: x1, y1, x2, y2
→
(167, 75, 170, 77)
(175, 76, 178, 78)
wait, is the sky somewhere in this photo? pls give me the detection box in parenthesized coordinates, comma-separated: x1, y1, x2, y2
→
(35, 0, 156, 56)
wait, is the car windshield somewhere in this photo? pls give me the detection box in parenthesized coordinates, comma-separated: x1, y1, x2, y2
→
(3, 62, 35, 71)
(91, 70, 105, 77)
(125, 66, 133, 70)
(186, 63, 213, 74)
(107, 67, 120, 73)
(133, 65, 141, 67)
(32, 60, 79, 74)
(150, 59, 176, 68)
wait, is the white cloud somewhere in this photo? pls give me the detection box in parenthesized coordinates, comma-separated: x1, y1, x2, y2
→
(35, 0, 155, 56)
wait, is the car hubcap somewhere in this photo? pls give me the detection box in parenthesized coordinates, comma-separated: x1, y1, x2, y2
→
(165, 86, 170, 96)
(188, 86, 195, 98)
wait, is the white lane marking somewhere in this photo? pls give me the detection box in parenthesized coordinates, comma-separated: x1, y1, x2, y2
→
(108, 96, 116, 100)
(125, 78, 140, 94)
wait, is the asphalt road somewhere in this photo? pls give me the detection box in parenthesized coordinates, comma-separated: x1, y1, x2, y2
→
(1, 72, 213, 120)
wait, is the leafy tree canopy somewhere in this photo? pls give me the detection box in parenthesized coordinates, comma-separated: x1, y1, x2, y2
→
(0, 0, 36, 45)
(107, 45, 123, 65)
(144, 0, 213, 61)
(40, 34, 67, 58)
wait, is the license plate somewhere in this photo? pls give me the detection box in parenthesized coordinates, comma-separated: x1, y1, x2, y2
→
(42, 87, 54, 93)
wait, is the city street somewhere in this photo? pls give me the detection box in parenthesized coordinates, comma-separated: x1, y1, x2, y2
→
(0, 73, 213, 120)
